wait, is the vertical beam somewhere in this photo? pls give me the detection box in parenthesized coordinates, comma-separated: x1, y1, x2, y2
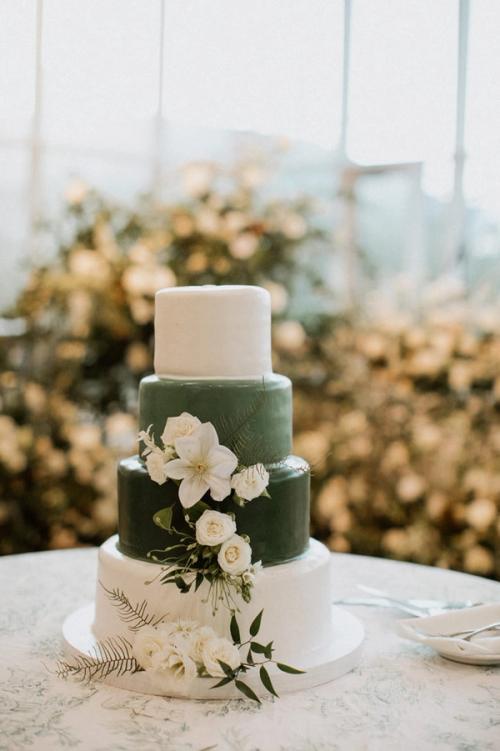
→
(28, 0, 44, 262)
(443, 0, 470, 271)
(151, 0, 166, 200)
(339, 0, 352, 160)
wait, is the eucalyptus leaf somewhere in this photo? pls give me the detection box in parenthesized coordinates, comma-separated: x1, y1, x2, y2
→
(249, 609, 263, 637)
(153, 506, 174, 531)
(250, 641, 266, 654)
(264, 641, 274, 660)
(217, 660, 235, 678)
(210, 675, 234, 689)
(235, 679, 261, 703)
(230, 613, 241, 644)
(259, 665, 279, 697)
(276, 663, 306, 674)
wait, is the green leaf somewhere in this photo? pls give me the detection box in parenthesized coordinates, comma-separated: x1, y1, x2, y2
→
(264, 641, 274, 660)
(259, 665, 279, 698)
(194, 572, 204, 592)
(249, 609, 263, 637)
(153, 506, 173, 531)
(276, 663, 306, 675)
(210, 675, 234, 689)
(217, 660, 235, 678)
(235, 679, 261, 703)
(250, 641, 266, 654)
(246, 648, 254, 665)
(186, 500, 210, 522)
(230, 613, 241, 644)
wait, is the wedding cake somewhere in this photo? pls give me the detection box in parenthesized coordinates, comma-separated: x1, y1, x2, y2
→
(61, 285, 363, 700)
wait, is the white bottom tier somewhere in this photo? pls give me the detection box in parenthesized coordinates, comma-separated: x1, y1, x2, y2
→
(94, 536, 334, 666)
(61, 536, 364, 698)
(63, 602, 364, 699)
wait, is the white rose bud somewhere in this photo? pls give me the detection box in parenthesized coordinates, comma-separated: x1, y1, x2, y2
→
(195, 509, 236, 547)
(145, 452, 169, 485)
(231, 464, 270, 501)
(161, 412, 201, 446)
(217, 534, 252, 575)
(202, 637, 241, 677)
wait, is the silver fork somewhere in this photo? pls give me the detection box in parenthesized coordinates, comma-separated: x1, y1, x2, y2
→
(431, 622, 500, 641)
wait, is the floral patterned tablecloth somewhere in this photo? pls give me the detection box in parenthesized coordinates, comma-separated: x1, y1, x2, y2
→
(1, 548, 499, 751)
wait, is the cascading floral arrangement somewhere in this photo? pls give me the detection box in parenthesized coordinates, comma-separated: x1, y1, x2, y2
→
(139, 411, 268, 611)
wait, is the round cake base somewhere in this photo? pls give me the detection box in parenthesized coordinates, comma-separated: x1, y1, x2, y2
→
(62, 604, 364, 699)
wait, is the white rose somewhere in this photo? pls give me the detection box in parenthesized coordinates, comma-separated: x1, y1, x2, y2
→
(189, 625, 217, 663)
(161, 412, 201, 446)
(145, 452, 169, 485)
(217, 534, 252, 575)
(231, 464, 270, 501)
(151, 638, 198, 681)
(195, 509, 236, 546)
(202, 637, 241, 677)
(132, 625, 173, 670)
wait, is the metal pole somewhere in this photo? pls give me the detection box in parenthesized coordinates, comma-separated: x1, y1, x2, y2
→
(28, 0, 44, 262)
(152, 0, 166, 200)
(443, 0, 470, 272)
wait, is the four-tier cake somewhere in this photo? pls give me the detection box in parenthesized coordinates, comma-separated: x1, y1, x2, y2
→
(62, 285, 363, 699)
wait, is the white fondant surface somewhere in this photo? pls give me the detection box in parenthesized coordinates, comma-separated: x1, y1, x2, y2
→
(154, 285, 272, 378)
(94, 536, 333, 665)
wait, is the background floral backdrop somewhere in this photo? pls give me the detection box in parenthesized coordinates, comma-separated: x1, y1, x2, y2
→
(1, 1, 499, 580)
(1, 156, 499, 580)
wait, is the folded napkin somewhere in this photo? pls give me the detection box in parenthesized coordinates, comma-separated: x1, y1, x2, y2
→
(398, 603, 500, 664)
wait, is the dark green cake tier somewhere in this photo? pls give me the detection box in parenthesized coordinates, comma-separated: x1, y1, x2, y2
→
(117, 455, 310, 566)
(139, 374, 292, 466)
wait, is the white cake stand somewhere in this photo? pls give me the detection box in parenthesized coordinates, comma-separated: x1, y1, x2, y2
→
(62, 603, 364, 699)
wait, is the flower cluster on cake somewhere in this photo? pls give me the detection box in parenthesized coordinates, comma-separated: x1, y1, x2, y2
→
(60, 286, 340, 700)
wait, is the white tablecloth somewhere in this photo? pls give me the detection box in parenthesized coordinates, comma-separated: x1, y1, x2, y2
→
(1, 547, 499, 751)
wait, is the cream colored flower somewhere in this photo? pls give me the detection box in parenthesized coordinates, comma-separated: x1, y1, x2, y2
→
(195, 509, 236, 546)
(201, 637, 241, 677)
(151, 640, 197, 681)
(145, 452, 169, 485)
(132, 625, 171, 670)
(165, 422, 238, 508)
(217, 534, 252, 575)
(189, 626, 217, 663)
(161, 412, 201, 447)
(231, 464, 269, 501)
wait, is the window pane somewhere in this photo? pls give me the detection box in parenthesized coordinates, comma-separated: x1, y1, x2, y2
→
(0, 0, 36, 141)
(347, 0, 458, 166)
(464, 0, 500, 221)
(42, 0, 161, 154)
(162, 0, 344, 149)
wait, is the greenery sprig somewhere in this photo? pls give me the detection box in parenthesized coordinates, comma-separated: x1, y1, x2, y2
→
(148, 501, 256, 614)
(56, 636, 144, 683)
(99, 581, 168, 632)
(210, 609, 305, 703)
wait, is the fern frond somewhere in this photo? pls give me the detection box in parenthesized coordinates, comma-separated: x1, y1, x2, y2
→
(56, 636, 143, 683)
(213, 383, 268, 464)
(99, 581, 167, 631)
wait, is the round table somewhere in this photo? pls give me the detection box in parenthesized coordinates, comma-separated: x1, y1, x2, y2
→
(1, 548, 499, 751)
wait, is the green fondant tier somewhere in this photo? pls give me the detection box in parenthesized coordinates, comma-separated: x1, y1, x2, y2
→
(139, 374, 292, 466)
(117, 455, 310, 566)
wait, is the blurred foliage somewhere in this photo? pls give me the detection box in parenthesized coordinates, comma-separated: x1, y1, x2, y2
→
(1, 159, 499, 580)
(0, 159, 326, 554)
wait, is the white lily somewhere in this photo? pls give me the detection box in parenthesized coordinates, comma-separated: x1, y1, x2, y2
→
(165, 422, 238, 508)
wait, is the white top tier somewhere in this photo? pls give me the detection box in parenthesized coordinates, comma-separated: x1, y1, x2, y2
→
(154, 285, 272, 378)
